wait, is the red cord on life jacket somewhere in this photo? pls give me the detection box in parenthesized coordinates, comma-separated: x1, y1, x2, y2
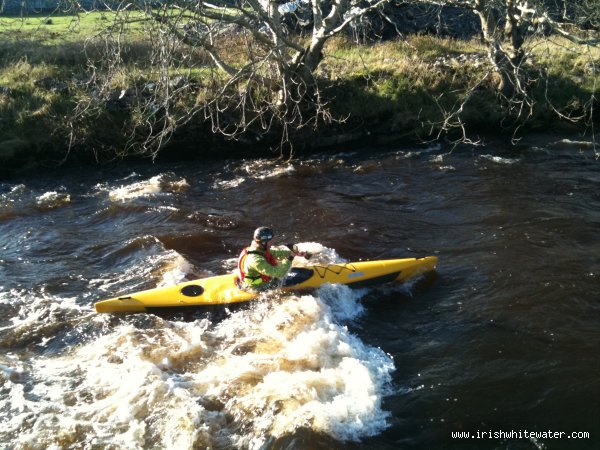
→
(237, 247, 278, 283)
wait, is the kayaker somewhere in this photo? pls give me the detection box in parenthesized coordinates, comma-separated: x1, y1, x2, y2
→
(237, 227, 310, 290)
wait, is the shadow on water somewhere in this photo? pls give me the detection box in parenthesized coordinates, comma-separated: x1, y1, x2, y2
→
(140, 302, 248, 324)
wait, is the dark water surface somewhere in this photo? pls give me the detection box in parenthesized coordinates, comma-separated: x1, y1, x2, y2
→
(0, 137, 598, 449)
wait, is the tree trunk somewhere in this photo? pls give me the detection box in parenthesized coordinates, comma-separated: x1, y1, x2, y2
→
(505, 0, 526, 66)
(277, 36, 326, 109)
(474, 0, 518, 97)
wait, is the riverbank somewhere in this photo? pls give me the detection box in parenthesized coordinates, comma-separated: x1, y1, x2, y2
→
(0, 13, 598, 177)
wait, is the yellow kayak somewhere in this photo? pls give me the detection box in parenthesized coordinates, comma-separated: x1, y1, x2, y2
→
(94, 256, 438, 313)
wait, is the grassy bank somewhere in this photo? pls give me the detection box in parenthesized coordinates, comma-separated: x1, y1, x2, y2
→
(321, 35, 598, 138)
(0, 11, 598, 174)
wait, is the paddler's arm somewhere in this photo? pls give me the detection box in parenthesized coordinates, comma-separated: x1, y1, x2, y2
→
(271, 247, 313, 263)
(268, 247, 294, 260)
(247, 253, 293, 279)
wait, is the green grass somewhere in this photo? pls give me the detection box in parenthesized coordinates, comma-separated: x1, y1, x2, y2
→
(0, 14, 597, 172)
(318, 37, 494, 136)
(318, 34, 599, 137)
(0, 11, 110, 43)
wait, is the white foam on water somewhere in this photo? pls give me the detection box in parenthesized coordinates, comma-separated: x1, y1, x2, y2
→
(1, 183, 26, 203)
(548, 138, 596, 149)
(429, 154, 456, 172)
(479, 154, 521, 165)
(0, 354, 27, 384)
(10, 184, 27, 194)
(242, 160, 296, 179)
(148, 205, 179, 213)
(2, 184, 72, 216)
(0, 288, 21, 305)
(220, 256, 238, 273)
(213, 160, 294, 190)
(158, 254, 199, 287)
(0, 289, 93, 355)
(108, 175, 163, 201)
(0, 320, 211, 448)
(1, 291, 85, 328)
(35, 191, 71, 209)
(107, 174, 189, 201)
(0, 241, 397, 448)
(293, 242, 345, 265)
(316, 283, 366, 322)
(192, 289, 393, 447)
(0, 285, 394, 449)
(397, 144, 443, 159)
(212, 177, 246, 190)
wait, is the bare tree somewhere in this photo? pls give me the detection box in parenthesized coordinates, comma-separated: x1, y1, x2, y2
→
(553, 0, 600, 30)
(66, 0, 598, 157)
(68, 0, 392, 157)
(387, 0, 598, 141)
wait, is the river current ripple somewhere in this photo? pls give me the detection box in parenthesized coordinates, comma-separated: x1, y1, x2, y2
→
(0, 137, 598, 450)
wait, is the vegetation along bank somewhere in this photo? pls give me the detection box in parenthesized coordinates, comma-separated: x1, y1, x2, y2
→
(0, 1, 598, 176)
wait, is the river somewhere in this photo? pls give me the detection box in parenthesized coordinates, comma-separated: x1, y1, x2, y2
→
(0, 136, 598, 450)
